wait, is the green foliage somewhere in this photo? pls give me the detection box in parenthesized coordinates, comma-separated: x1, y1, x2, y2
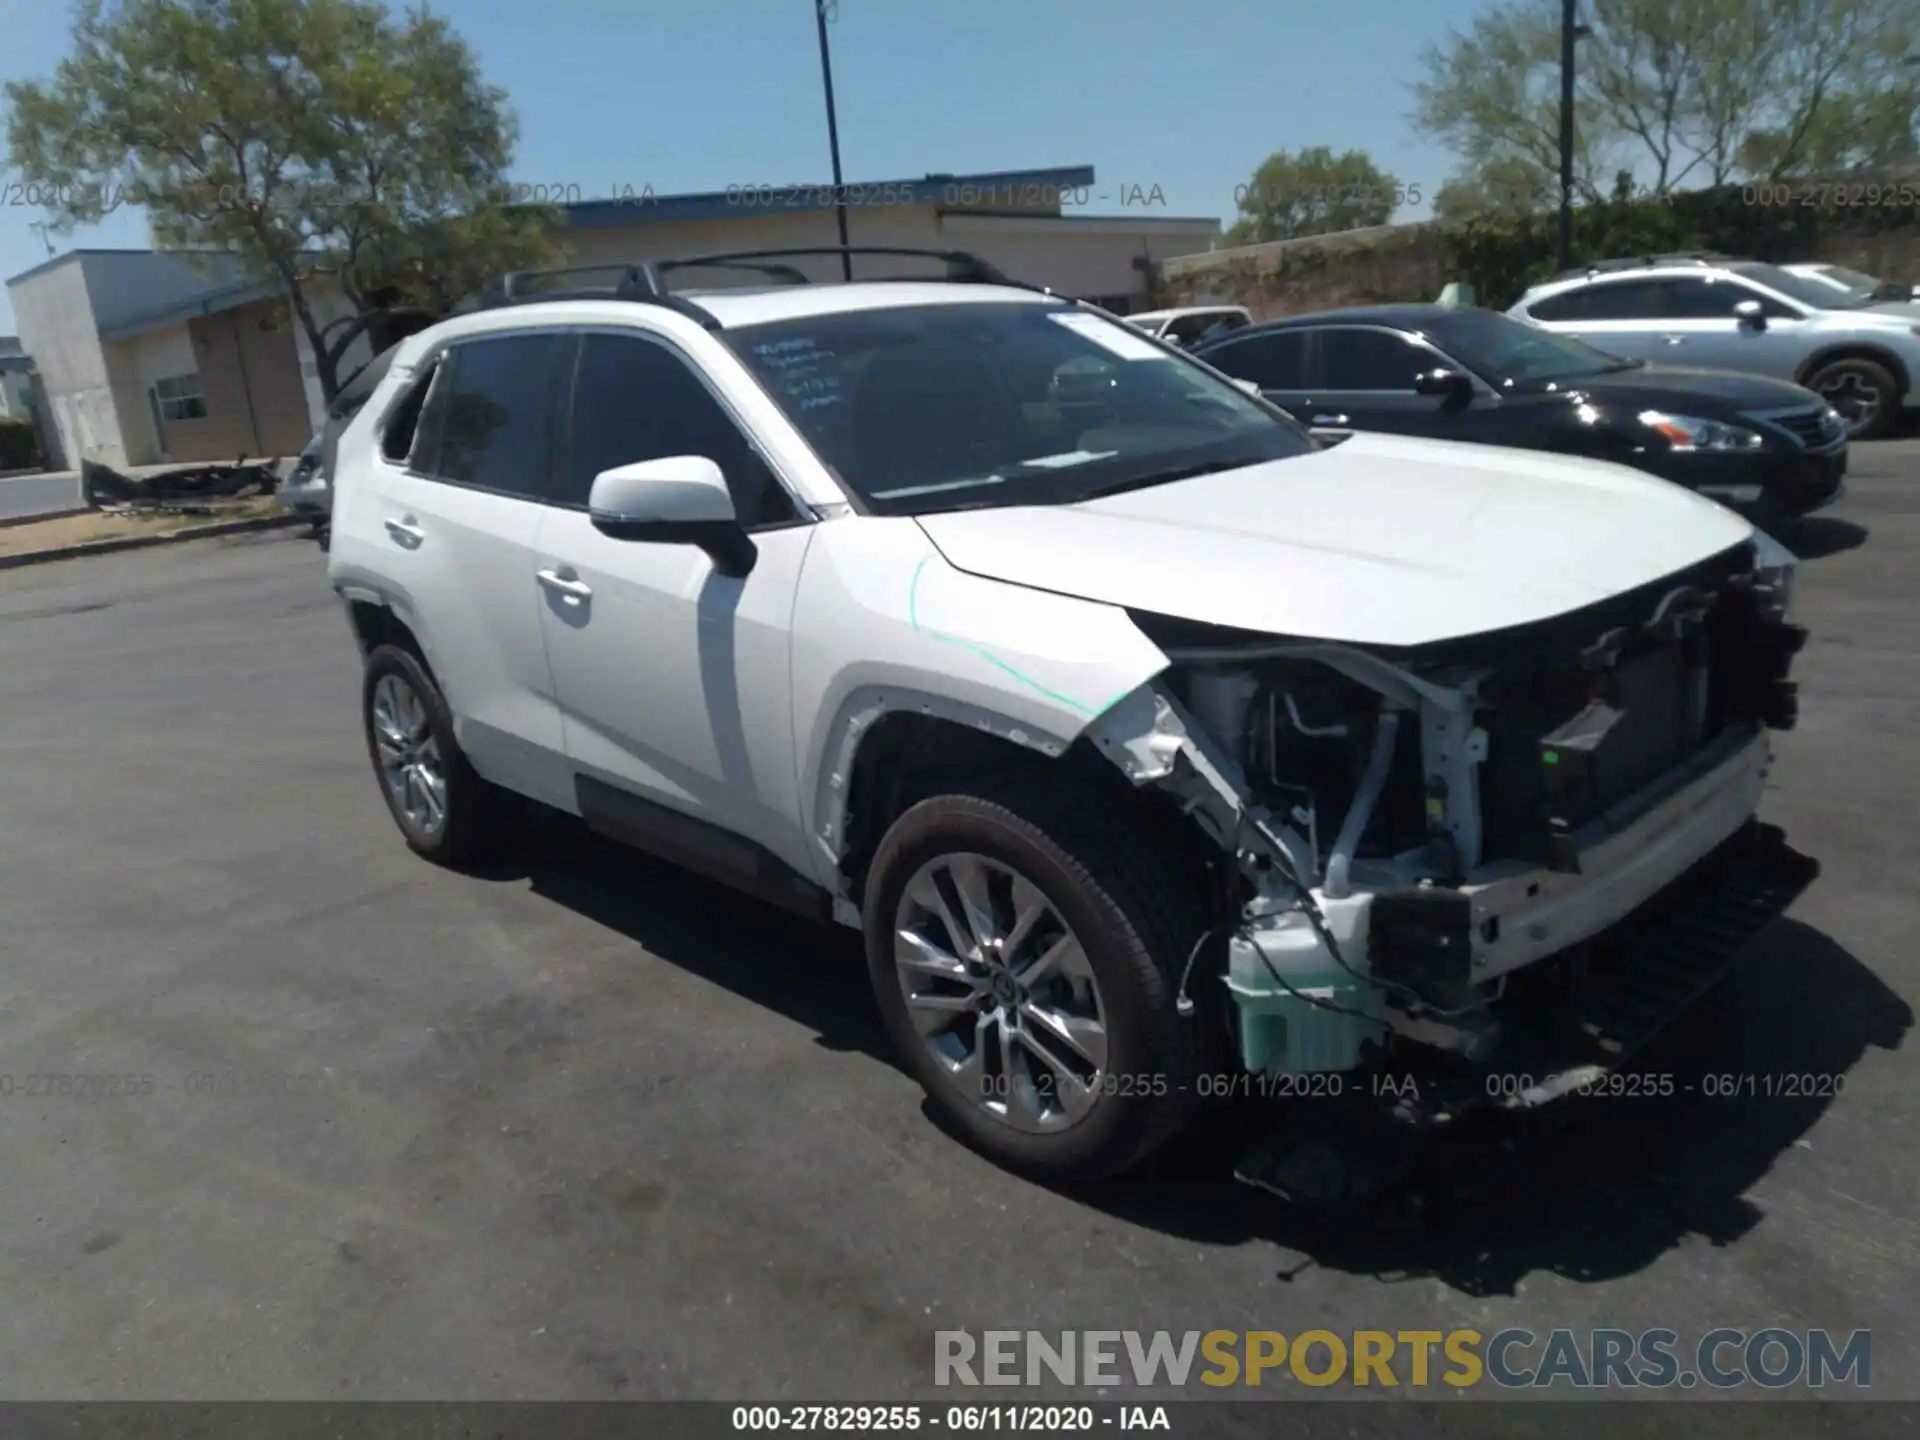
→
(4, 0, 561, 400)
(1413, 0, 1919, 197)
(1431, 155, 1559, 223)
(1226, 146, 1411, 245)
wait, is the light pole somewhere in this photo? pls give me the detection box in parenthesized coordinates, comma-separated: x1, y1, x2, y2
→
(815, 0, 853, 280)
(1556, 0, 1588, 271)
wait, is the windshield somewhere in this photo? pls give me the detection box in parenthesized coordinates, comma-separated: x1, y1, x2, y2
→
(1813, 264, 1880, 294)
(727, 301, 1314, 516)
(1422, 308, 1634, 389)
(1730, 262, 1867, 310)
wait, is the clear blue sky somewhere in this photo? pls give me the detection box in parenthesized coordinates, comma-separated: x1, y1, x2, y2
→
(0, 0, 1486, 332)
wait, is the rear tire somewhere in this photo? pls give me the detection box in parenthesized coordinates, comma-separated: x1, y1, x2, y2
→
(360, 643, 518, 867)
(862, 782, 1216, 1183)
(1805, 356, 1900, 441)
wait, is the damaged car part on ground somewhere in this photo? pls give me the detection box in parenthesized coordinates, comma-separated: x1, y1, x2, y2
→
(326, 248, 1818, 1192)
(80, 455, 281, 515)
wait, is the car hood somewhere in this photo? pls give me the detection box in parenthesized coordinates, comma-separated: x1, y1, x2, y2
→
(1819, 303, 1920, 328)
(914, 432, 1755, 649)
(1569, 363, 1821, 411)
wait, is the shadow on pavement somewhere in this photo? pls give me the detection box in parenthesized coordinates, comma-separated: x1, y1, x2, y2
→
(1081, 915, 1909, 1296)
(472, 808, 887, 1064)
(1781, 516, 1869, 560)
(474, 815, 1908, 1298)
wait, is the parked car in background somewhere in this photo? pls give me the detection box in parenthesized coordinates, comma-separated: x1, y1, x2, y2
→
(1190, 304, 1848, 525)
(1509, 254, 1920, 439)
(1784, 262, 1919, 305)
(279, 433, 329, 537)
(327, 249, 1814, 1186)
(1125, 305, 1252, 347)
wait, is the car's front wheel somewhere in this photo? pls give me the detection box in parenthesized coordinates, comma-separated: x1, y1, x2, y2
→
(360, 643, 517, 866)
(1806, 355, 1900, 440)
(862, 785, 1214, 1183)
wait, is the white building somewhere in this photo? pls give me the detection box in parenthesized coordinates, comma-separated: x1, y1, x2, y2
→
(6, 164, 1220, 469)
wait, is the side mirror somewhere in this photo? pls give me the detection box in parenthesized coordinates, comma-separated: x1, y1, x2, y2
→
(588, 456, 756, 577)
(1229, 378, 1263, 397)
(1733, 299, 1768, 330)
(1413, 367, 1473, 398)
(1871, 279, 1912, 303)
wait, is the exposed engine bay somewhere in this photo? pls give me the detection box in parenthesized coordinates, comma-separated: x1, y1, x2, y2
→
(1090, 537, 1817, 1131)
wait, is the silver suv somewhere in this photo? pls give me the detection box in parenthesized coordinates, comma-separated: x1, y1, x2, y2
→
(1512, 254, 1920, 439)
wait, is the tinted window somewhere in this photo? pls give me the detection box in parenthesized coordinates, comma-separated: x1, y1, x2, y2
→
(561, 334, 796, 527)
(380, 364, 436, 464)
(1530, 279, 1673, 321)
(1205, 330, 1310, 389)
(1663, 278, 1753, 319)
(1166, 312, 1244, 345)
(1425, 309, 1631, 389)
(429, 334, 566, 498)
(727, 302, 1312, 518)
(1319, 328, 1428, 390)
(1729, 261, 1865, 310)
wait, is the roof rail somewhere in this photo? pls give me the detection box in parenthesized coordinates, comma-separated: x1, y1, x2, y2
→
(477, 262, 722, 328)
(655, 245, 1051, 293)
(1547, 250, 1747, 283)
(474, 245, 1056, 330)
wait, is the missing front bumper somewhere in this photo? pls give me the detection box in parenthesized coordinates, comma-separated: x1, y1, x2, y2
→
(1233, 821, 1817, 1207)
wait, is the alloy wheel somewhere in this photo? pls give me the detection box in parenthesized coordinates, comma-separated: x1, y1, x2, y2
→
(1815, 369, 1882, 433)
(891, 853, 1108, 1134)
(370, 673, 447, 839)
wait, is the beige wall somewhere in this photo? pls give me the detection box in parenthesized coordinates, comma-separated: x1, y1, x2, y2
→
(103, 324, 197, 463)
(7, 260, 118, 468)
(159, 300, 312, 463)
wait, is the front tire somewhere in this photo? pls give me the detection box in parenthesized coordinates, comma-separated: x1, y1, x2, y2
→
(1806, 356, 1900, 440)
(360, 643, 517, 866)
(862, 785, 1214, 1183)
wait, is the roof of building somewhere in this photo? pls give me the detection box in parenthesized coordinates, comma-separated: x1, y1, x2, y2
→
(96, 274, 284, 342)
(9, 164, 1223, 340)
(556, 164, 1098, 230)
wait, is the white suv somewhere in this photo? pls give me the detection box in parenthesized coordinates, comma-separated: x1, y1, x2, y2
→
(329, 249, 1814, 1187)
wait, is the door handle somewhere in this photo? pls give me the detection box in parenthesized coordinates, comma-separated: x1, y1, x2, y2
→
(383, 517, 424, 546)
(1659, 335, 1686, 346)
(1312, 413, 1349, 426)
(536, 568, 593, 601)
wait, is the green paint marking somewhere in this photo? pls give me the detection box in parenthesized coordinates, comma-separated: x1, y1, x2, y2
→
(908, 553, 1106, 717)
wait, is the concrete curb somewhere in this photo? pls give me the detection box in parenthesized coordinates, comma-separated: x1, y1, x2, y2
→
(0, 506, 91, 530)
(0, 513, 309, 572)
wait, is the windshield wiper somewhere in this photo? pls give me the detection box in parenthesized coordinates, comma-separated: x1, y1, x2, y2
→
(1075, 456, 1257, 500)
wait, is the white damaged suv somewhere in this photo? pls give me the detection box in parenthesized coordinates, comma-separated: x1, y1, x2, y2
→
(328, 250, 1814, 1186)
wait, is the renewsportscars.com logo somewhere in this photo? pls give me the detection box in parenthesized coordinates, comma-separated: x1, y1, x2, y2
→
(934, 1328, 1871, 1390)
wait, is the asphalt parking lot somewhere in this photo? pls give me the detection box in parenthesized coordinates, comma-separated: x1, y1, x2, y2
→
(0, 446, 1914, 1417)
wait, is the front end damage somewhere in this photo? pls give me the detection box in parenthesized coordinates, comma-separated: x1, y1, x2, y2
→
(1087, 537, 1818, 1197)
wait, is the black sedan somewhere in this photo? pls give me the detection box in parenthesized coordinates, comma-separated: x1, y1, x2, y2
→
(1189, 304, 1848, 524)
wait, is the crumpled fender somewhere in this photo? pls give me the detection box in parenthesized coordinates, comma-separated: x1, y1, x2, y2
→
(789, 517, 1171, 887)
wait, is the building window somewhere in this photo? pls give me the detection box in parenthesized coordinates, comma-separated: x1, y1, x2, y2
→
(153, 373, 207, 422)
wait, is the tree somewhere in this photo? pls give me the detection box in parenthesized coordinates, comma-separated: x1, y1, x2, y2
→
(1226, 147, 1410, 245)
(1411, 0, 1919, 201)
(1432, 155, 1558, 223)
(5, 0, 561, 403)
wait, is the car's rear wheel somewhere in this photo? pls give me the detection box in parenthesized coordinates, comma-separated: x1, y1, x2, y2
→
(862, 785, 1214, 1183)
(360, 643, 517, 866)
(1806, 356, 1900, 440)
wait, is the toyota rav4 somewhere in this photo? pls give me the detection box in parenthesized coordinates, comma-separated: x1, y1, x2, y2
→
(327, 249, 1815, 1187)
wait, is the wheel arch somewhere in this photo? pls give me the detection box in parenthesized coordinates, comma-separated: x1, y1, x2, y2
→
(1795, 342, 1911, 398)
(825, 701, 1222, 917)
